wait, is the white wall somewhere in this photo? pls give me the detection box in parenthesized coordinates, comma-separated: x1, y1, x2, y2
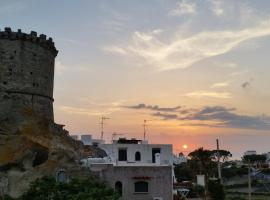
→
(99, 143, 173, 166)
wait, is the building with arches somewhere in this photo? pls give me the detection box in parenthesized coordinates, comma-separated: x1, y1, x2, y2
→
(82, 138, 173, 200)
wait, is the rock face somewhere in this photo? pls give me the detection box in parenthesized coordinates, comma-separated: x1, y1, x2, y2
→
(0, 28, 104, 198)
(0, 108, 88, 198)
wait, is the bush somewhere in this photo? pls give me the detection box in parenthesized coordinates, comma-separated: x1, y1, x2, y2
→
(208, 180, 225, 200)
(193, 185, 205, 198)
(174, 163, 193, 182)
(17, 176, 120, 200)
(227, 196, 245, 200)
(222, 166, 248, 179)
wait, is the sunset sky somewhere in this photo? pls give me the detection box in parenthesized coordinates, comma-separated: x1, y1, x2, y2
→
(2, 0, 270, 158)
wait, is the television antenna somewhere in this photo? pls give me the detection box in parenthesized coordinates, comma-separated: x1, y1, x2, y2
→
(143, 119, 154, 141)
(100, 116, 110, 140)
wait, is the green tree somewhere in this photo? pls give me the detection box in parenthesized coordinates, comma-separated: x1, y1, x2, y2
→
(243, 154, 266, 168)
(17, 176, 120, 200)
(188, 147, 215, 177)
(174, 163, 193, 182)
(211, 150, 232, 163)
(207, 179, 225, 200)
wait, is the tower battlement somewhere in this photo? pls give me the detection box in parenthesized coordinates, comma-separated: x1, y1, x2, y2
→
(0, 27, 58, 122)
(0, 27, 58, 56)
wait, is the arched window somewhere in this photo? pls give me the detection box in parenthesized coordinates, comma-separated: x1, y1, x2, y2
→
(56, 169, 67, 183)
(135, 151, 141, 161)
(115, 181, 123, 196)
(134, 181, 148, 193)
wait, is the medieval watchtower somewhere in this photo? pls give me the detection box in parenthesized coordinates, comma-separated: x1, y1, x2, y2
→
(0, 27, 58, 122)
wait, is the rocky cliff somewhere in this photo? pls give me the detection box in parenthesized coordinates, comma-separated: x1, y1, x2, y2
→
(0, 107, 105, 198)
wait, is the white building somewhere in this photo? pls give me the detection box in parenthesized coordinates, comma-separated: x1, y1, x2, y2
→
(70, 134, 105, 146)
(81, 134, 92, 145)
(99, 138, 173, 166)
(82, 138, 174, 200)
(244, 150, 257, 156)
(173, 153, 187, 165)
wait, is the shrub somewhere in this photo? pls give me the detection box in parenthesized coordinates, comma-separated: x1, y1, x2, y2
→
(208, 179, 225, 200)
(18, 176, 120, 200)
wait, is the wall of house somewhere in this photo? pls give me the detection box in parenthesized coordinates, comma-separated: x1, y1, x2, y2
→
(100, 143, 173, 166)
(101, 165, 173, 200)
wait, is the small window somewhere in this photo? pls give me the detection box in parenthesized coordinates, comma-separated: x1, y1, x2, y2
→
(118, 149, 127, 161)
(3, 82, 7, 85)
(135, 152, 141, 161)
(134, 181, 148, 193)
(115, 181, 122, 196)
(56, 170, 67, 183)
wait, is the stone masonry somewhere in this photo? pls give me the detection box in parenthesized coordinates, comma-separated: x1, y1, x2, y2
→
(0, 27, 58, 125)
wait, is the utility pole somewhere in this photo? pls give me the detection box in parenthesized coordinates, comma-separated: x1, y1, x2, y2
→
(216, 139, 222, 184)
(248, 161, 252, 200)
(100, 116, 110, 140)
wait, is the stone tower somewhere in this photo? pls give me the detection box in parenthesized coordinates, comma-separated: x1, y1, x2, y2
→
(0, 27, 58, 123)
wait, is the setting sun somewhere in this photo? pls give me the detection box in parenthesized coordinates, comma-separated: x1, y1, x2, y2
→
(183, 144, 188, 149)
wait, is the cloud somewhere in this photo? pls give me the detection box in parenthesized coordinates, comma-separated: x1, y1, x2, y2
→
(180, 106, 270, 130)
(55, 60, 93, 74)
(100, 10, 129, 32)
(152, 112, 178, 120)
(169, 0, 197, 16)
(241, 78, 253, 89)
(125, 103, 181, 112)
(57, 100, 125, 116)
(230, 69, 251, 76)
(102, 46, 127, 55)
(211, 81, 231, 88)
(208, 0, 224, 17)
(183, 91, 232, 99)
(195, 106, 236, 115)
(242, 81, 250, 89)
(104, 20, 270, 70)
(126, 104, 270, 130)
(58, 106, 111, 116)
